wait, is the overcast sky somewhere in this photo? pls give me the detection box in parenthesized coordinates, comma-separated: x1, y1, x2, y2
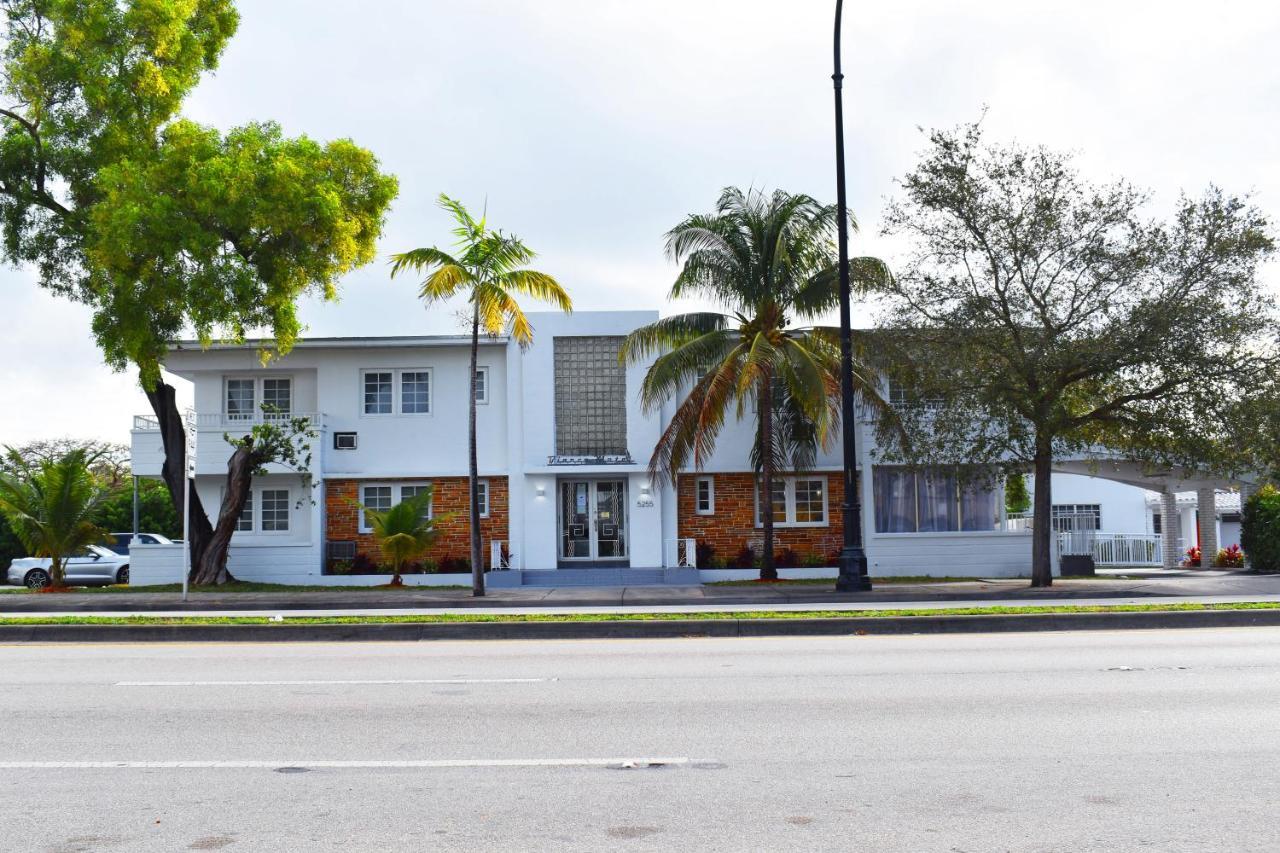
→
(2, 0, 1277, 448)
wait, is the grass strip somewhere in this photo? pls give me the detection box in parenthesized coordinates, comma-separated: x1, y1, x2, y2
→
(3, 601, 1280, 627)
(5, 581, 472, 594)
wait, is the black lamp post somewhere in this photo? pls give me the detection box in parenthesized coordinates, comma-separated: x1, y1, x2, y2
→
(832, 0, 872, 592)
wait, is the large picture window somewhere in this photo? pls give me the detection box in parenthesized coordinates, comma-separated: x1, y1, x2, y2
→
(873, 467, 999, 533)
(754, 477, 828, 527)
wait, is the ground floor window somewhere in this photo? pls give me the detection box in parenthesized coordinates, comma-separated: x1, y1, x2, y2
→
(755, 476, 828, 527)
(695, 476, 715, 515)
(873, 467, 999, 533)
(260, 489, 291, 532)
(360, 482, 434, 531)
(1052, 504, 1101, 532)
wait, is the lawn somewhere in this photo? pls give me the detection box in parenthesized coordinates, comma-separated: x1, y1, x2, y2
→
(2, 581, 472, 594)
(4, 600, 1279, 627)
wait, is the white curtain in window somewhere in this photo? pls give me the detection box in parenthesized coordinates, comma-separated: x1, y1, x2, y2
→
(874, 468, 917, 532)
(960, 481, 997, 531)
(916, 470, 957, 532)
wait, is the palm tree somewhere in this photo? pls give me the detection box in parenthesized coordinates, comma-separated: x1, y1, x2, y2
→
(361, 488, 441, 587)
(621, 186, 893, 580)
(0, 448, 112, 588)
(391, 194, 572, 596)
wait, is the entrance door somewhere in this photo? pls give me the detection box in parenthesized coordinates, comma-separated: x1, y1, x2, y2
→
(558, 480, 628, 564)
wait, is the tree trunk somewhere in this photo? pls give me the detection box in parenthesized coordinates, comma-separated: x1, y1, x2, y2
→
(144, 379, 214, 573)
(468, 306, 484, 597)
(1030, 442, 1054, 588)
(759, 373, 777, 581)
(189, 444, 251, 586)
(50, 555, 65, 588)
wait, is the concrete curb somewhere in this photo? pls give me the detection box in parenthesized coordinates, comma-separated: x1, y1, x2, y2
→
(4, 607, 1280, 643)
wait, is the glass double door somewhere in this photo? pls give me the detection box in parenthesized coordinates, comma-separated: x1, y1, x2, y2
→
(558, 480, 628, 563)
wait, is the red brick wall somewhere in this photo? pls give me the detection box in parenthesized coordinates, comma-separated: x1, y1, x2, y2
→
(677, 472, 846, 566)
(325, 477, 509, 568)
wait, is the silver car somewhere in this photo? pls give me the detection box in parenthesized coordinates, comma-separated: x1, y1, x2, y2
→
(7, 545, 130, 589)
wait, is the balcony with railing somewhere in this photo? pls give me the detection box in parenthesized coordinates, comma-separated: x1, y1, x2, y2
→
(130, 411, 326, 477)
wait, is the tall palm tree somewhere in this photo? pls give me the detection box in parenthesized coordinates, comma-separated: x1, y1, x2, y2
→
(621, 186, 893, 580)
(391, 194, 572, 596)
(361, 488, 441, 588)
(0, 448, 112, 588)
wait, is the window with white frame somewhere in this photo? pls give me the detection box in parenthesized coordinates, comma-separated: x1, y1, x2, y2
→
(260, 489, 290, 532)
(225, 379, 256, 421)
(474, 479, 489, 517)
(754, 477, 827, 527)
(473, 367, 489, 404)
(1052, 504, 1101, 533)
(234, 491, 253, 532)
(401, 371, 431, 414)
(262, 378, 292, 418)
(399, 484, 434, 521)
(363, 372, 393, 415)
(359, 485, 392, 531)
(695, 477, 715, 515)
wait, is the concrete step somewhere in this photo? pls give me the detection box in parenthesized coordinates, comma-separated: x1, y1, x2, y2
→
(484, 568, 701, 588)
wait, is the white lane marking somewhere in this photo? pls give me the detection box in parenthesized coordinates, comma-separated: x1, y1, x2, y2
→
(0, 757, 706, 769)
(114, 678, 553, 687)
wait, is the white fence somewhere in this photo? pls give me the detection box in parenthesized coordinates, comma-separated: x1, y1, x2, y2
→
(664, 538, 697, 569)
(1056, 532, 1184, 567)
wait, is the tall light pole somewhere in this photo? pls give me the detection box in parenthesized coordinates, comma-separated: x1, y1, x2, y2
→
(832, 0, 872, 592)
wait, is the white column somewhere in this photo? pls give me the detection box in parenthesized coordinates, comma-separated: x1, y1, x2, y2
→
(1197, 487, 1217, 569)
(1160, 491, 1179, 569)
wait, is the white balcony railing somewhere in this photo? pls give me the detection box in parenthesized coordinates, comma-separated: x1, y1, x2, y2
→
(133, 415, 160, 431)
(133, 412, 325, 431)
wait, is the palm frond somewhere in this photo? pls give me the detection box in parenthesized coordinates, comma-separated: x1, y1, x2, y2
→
(619, 312, 731, 364)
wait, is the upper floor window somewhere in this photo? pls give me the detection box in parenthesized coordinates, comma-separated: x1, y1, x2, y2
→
(695, 477, 715, 515)
(363, 369, 432, 416)
(363, 372, 394, 415)
(262, 378, 292, 418)
(755, 477, 826, 527)
(474, 367, 489, 404)
(226, 379, 255, 421)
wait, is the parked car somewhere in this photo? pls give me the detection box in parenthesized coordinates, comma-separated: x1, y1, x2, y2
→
(106, 532, 174, 555)
(7, 545, 130, 589)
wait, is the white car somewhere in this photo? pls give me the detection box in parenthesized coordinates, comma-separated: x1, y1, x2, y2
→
(6, 545, 130, 589)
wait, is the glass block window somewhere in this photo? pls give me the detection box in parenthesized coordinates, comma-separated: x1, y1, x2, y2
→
(401, 371, 431, 414)
(226, 379, 255, 421)
(794, 479, 826, 524)
(235, 491, 253, 532)
(260, 489, 290, 532)
(360, 485, 393, 531)
(554, 337, 628, 456)
(262, 378, 291, 418)
(363, 372, 393, 415)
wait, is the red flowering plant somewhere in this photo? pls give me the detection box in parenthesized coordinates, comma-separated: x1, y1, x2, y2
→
(1182, 545, 1202, 568)
(1215, 544, 1245, 568)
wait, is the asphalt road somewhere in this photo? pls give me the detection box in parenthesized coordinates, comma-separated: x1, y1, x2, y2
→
(2, 630, 1279, 852)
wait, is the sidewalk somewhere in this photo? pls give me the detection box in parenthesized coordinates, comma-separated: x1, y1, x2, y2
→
(5, 572, 1279, 619)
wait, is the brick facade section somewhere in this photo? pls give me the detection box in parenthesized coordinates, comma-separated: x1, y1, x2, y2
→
(325, 477, 509, 568)
(677, 472, 846, 565)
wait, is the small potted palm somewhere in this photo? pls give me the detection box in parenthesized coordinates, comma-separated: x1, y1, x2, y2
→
(359, 489, 441, 587)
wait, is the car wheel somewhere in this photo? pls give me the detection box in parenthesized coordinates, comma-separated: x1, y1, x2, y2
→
(24, 569, 51, 589)
(116, 566, 130, 585)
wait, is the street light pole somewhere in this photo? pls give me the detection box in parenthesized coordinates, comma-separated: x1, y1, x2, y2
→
(832, 0, 871, 592)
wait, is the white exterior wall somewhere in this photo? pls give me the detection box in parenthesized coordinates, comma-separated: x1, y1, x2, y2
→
(1043, 473, 1153, 534)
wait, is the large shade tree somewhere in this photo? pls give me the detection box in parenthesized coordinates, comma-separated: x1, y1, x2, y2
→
(0, 1, 398, 583)
(878, 122, 1278, 587)
(391, 195, 571, 597)
(621, 186, 896, 579)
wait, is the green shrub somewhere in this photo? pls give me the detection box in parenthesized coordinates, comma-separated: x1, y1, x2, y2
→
(1241, 485, 1280, 573)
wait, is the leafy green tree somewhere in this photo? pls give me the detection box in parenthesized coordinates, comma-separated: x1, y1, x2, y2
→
(879, 122, 1277, 587)
(0, 448, 113, 588)
(0, 1, 398, 583)
(1242, 485, 1280, 573)
(361, 488, 441, 587)
(391, 195, 572, 596)
(95, 479, 181, 540)
(1004, 473, 1030, 517)
(621, 187, 895, 580)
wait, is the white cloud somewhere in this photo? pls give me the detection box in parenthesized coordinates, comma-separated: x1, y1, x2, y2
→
(1, 0, 1276, 445)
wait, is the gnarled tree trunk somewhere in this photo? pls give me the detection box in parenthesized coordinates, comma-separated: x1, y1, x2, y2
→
(144, 379, 215, 579)
(190, 443, 254, 586)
